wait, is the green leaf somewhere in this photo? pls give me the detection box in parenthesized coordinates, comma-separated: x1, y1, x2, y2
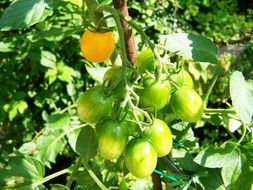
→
(0, 156, 45, 189)
(199, 169, 226, 190)
(0, 0, 53, 31)
(72, 170, 95, 187)
(172, 149, 202, 172)
(160, 33, 218, 64)
(40, 51, 56, 68)
(51, 184, 70, 190)
(194, 142, 240, 168)
(221, 154, 241, 188)
(86, 65, 110, 83)
(46, 113, 70, 130)
(75, 126, 98, 162)
(172, 122, 197, 148)
(230, 71, 253, 124)
(57, 63, 75, 83)
(35, 131, 66, 168)
(0, 42, 14, 52)
(224, 144, 253, 190)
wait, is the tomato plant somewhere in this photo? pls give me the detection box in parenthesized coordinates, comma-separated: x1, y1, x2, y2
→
(144, 119, 173, 157)
(1, 0, 253, 190)
(80, 29, 115, 62)
(124, 138, 157, 178)
(170, 86, 204, 122)
(77, 86, 114, 123)
(97, 119, 128, 160)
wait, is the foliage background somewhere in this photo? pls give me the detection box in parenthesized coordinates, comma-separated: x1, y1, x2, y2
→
(0, 0, 253, 189)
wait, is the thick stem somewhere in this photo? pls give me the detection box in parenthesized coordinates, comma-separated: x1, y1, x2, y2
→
(112, 0, 137, 63)
(152, 169, 163, 190)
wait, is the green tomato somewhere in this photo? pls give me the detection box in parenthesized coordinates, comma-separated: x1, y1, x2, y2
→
(134, 48, 156, 74)
(138, 78, 171, 111)
(125, 138, 157, 178)
(170, 86, 204, 122)
(77, 86, 113, 123)
(97, 119, 128, 160)
(144, 119, 173, 157)
(171, 69, 194, 88)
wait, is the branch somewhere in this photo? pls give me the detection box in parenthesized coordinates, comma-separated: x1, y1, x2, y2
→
(112, 0, 137, 63)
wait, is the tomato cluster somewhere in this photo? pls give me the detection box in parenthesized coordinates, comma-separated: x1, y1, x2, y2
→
(77, 32, 204, 178)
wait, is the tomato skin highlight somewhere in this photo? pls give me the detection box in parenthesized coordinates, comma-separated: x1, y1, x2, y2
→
(138, 78, 171, 111)
(97, 119, 128, 160)
(171, 69, 194, 88)
(170, 86, 204, 122)
(80, 30, 115, 62)
(144, 119, 173, 157)
(77, 86, 113, 123)
(125, 138, 157, 178)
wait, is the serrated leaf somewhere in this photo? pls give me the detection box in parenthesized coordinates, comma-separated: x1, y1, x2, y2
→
(230, 71, 253, 124)
(35, 131, 66, 167)
(160, 33, 218, 64)
(86, 65, 110, 83)
(0, 0, 53, 31)
(75, 126, 98, 162)
(194, 143, 239, 168)
(0, 156, 45, 189)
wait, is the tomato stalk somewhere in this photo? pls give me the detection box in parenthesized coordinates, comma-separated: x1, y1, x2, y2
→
(119, 15, 164, 80)
(237, 122, 247, 146)
(96, 5, 131, 71)
(83, 162, 109, 190)
(66, 157, 83, 188)
(32, 168, 71, 188)
(204, 108, 236, 114)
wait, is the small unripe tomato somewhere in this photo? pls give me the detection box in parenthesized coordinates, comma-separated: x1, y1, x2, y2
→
(76, 86, 113, 123)
(80, 30, 115, 62)
(134, 48, 156, 74)
(170, 86, 204, 122)
(97, 119, 128, 160)
(171, 69, 194, 88)
(125, 138, 157, 178)
(144, 119, 173, 157)
(138, 78, 171, 111)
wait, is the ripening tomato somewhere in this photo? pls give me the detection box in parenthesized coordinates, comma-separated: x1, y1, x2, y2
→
(171, 69, 194, 88)
(170, 86, 204, 122)
(80, 30, 115, 62)
(144, 119, 173, 157)
(124, 138, 157, 178)
(138, 78, 171, 111)
(97, 119, 128, 160)
(77, 86, 113, 123)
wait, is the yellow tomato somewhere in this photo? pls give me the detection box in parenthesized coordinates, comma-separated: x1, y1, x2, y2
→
(80, 30, 115, 62)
